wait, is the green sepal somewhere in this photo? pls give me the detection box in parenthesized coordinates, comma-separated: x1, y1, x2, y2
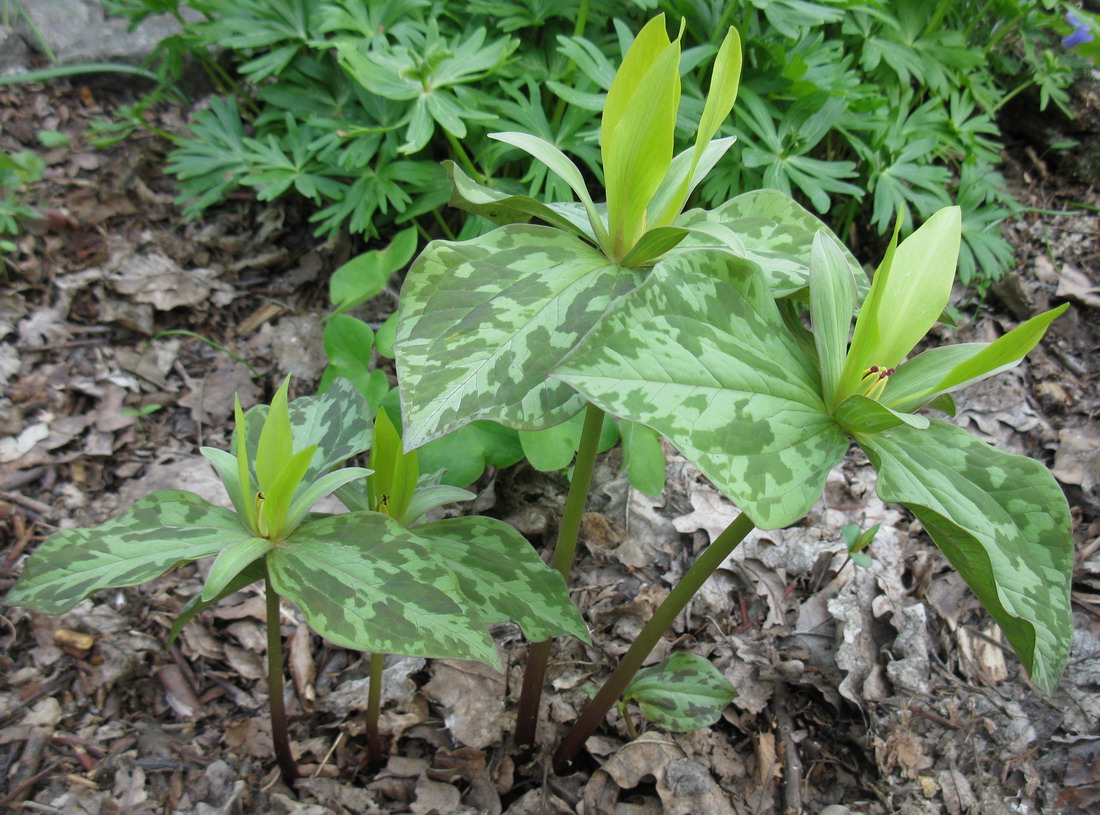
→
(401, 484, 475, 527)
(619, 227, 689, 267)
(6, 491, 251, 615)
(202, 536, 274, 602)
(445, 161, 595, 240)
(808, 231, 857, 406)
(833, 394, 930, 435)
(488, 132, 610, 251)
(858, 420, 1073, 693)
(623, 652, 737, 732)
(168, 560, 267, 647)
(200, 446, 251, 523)
(284, 466, 373, 532)
(884, 304, 1069, 413)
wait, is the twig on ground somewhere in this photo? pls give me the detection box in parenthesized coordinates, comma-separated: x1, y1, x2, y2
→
(773, 682, 803, 815)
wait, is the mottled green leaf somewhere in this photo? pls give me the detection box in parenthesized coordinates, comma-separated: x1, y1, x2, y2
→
(555, 253, 847, 530)
(624, 652, 737, 732)
(858, 420, 1072, 693)
(395, 225, 644, 449)
(417, 516, 589, 644)
(7, 491, 251, 615)
(269, 512, 499, 666)
(675, 190, 863, 298)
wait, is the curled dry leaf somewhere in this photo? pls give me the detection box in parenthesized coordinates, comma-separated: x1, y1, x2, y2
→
(288, 623, 316, 712)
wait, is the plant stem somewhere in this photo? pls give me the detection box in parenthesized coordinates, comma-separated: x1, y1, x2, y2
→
(552, 512, 755, 774)
(445, 130, 485, 186)
(265, 567, 300, 785)
(514, 404, 605, 747)
(550, 0, 590, 128)
(365, 652, 385, 765)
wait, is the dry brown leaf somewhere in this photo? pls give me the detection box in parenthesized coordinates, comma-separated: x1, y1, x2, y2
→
(289, 623, 316, 713)
(937, 768, 978, 815)
(423, 659, 506, 750)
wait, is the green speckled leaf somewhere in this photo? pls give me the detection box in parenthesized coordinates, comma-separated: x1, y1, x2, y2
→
(395, 225, 644, 449)
(417, 516, 589, 644)
(624, 652, 737, 732)
(675, 189, 863, 298)
(7, 490, 251, 615)
(269, 512, 499, 667)
(859, 420, 1072, 693)
(555, 252, 848, 530)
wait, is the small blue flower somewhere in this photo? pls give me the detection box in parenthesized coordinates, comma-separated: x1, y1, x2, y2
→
(1064, 12, 1094, 48)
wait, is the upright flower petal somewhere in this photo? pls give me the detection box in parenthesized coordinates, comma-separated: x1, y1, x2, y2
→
(837, 207, 961, 404)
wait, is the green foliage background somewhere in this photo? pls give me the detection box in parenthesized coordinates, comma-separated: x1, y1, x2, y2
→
(110, 0, 1084, 289)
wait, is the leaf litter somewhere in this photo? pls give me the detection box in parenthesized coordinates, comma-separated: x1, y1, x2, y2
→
(0, 75, 1098, 815)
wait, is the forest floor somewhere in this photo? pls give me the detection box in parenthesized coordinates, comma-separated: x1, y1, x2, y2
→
(0, 74, 1099, 815)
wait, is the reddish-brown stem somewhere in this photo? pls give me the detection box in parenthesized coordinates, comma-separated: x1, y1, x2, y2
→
(265, 567, 299, 785)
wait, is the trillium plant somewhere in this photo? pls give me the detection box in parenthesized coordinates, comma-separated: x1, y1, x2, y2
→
(6, 379, 586, 785)
(550, 208, 1072, 770)
(394, 13, 867, 745)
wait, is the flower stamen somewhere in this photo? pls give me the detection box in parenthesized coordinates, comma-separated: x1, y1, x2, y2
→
(859, 366, 894, 401)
